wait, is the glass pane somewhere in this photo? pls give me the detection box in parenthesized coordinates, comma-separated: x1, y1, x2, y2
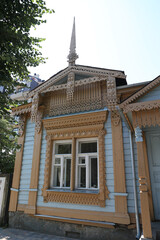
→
(53, 166, 61, 187)
(55, 143, 71, 154)
(90, 157, 97, 188)
(79, 142, 97, 153)
(63, 158, 71, 187)
(78, 157, 85, 164)
(55, 158, 61, 164)
(78, 166, 86, 188)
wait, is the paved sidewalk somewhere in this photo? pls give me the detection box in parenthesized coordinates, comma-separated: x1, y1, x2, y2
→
(0, 228, 78, 240)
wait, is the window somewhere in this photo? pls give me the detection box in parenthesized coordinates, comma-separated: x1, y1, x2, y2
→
(76, 139, 98, 189)
(51, 141, 72, 188)
(51, 138, 98, 190)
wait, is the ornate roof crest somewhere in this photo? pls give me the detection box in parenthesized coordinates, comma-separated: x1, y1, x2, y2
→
(67, 17, 78, 66)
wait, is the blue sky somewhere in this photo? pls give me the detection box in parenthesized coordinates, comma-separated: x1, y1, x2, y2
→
(29, 0, 160, 84)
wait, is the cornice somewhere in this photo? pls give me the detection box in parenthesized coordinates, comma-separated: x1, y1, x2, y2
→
(43, 111, 108, 130)
(120, 76, 160, 108)
(12, 103, 32, 115)
(123, 99, 160, 113)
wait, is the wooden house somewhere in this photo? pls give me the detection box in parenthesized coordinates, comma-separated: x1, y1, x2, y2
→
(9, 20, 160, 240)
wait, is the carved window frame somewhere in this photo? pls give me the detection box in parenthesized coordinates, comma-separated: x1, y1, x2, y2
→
(42, 111, 109, 207)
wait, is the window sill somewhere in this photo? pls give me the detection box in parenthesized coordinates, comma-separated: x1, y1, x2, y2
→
(47, 188, 99, 194)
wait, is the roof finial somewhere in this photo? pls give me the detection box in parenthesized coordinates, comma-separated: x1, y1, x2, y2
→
(67, 17, 78, 66)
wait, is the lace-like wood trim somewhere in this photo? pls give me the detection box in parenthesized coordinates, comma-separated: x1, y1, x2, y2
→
(42, 111, 109, 207)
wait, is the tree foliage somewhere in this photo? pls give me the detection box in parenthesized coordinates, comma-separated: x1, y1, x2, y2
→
(0, 0, 54, 173)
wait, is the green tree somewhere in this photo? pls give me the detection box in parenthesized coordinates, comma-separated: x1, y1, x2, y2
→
(0, 0, 54, 173)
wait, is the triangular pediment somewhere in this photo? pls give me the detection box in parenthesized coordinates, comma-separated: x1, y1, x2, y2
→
(28, 65, 126, 98)
(121, 75, 160, 107)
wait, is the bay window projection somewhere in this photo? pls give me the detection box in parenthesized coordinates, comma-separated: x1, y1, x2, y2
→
(51, 141, 72, 188)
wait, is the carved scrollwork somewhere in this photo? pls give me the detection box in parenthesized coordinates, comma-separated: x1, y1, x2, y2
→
(18, 115, 26, 136)
(111, 111, 120, 126)
(31, 93, 39, 122)
(123, 100, 160, 113)
(67, 72, 75, 101)
(106, 76, 117, 110)
(35, 107, 44, 133)
(42, 111, 109, 207)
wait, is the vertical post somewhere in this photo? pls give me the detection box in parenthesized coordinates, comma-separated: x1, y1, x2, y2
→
(135, 127, 152, 239)
(111, 111, 128, 214)
(9, 115, 27, 211)
(25, 109, 43, 214)
(71, 137, 76, 191)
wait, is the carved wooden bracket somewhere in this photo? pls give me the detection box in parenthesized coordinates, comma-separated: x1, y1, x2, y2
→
(18, 115, 26, 136)
(111, 110, 120, 126)
(35, 106, 44, 134)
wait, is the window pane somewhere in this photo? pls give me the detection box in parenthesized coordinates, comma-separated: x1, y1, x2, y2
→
(78, 157, 85, 164)
(53, 166, 61, 187)
(78, 166, 86, 188)
(79, 142, 97, 153)
(90, 157, 97, 188)
(63, 158, 71, 187)
(55, 143, 71, 154)
(55, 158, 61, 164)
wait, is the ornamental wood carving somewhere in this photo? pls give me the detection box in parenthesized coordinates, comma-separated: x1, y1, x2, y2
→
(123, 100, 160, 113)
(111, 110, 120, 126)
(12, 103, 32, 116)
(18, 115, 26, 136)
(31, 93, 39, 122)
(120, 76, 160, 108)
(44, 82, 105, 117)
(42, 111, 109, 207)
(132, 109, 160, 128)
(106, 76, 117, 110)
(28, 65, 125, 98)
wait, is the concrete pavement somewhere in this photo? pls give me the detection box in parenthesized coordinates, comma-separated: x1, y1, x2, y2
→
(0, 228, 78, 240)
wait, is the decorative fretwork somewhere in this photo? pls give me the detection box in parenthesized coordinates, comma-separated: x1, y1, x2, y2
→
(111, 110, 120, 126)
(67, 72, 75, 101)
(46, 82, 104, 117)
(18, 115, 26, 136)
(132, 109, 160, 128)
(35, 107, 44, 133)
(120, 76, 160, 108)
(31, 93, 39, 122)
(135, 126, 143, 142)
(106, 76, 117, 110)
(28, 65, 125, 98)
(42, 111, 109, 207)
(12, 103, 32, 116)
(123, 100, 160, 113)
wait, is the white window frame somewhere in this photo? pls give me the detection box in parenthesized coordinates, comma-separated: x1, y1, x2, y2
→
(50, 140, 72, 188)
(75, 138, 99, 190)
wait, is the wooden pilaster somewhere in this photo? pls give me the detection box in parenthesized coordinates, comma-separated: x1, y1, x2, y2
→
(111, 111, 128, 214)
(9, 115, 27, 212)
(25, 127, 43, 215)
(25, 108, 44, 215)
(70, 138, 76, 191)
(135, 127, 152, 239)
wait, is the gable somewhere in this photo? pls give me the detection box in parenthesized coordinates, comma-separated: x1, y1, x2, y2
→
(136, 84, 160, 102)
(120, 75, 160, 108)
(28, 65, 126, 98)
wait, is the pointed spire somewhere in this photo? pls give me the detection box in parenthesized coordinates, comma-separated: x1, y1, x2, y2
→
(67, 17, 78, 66)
